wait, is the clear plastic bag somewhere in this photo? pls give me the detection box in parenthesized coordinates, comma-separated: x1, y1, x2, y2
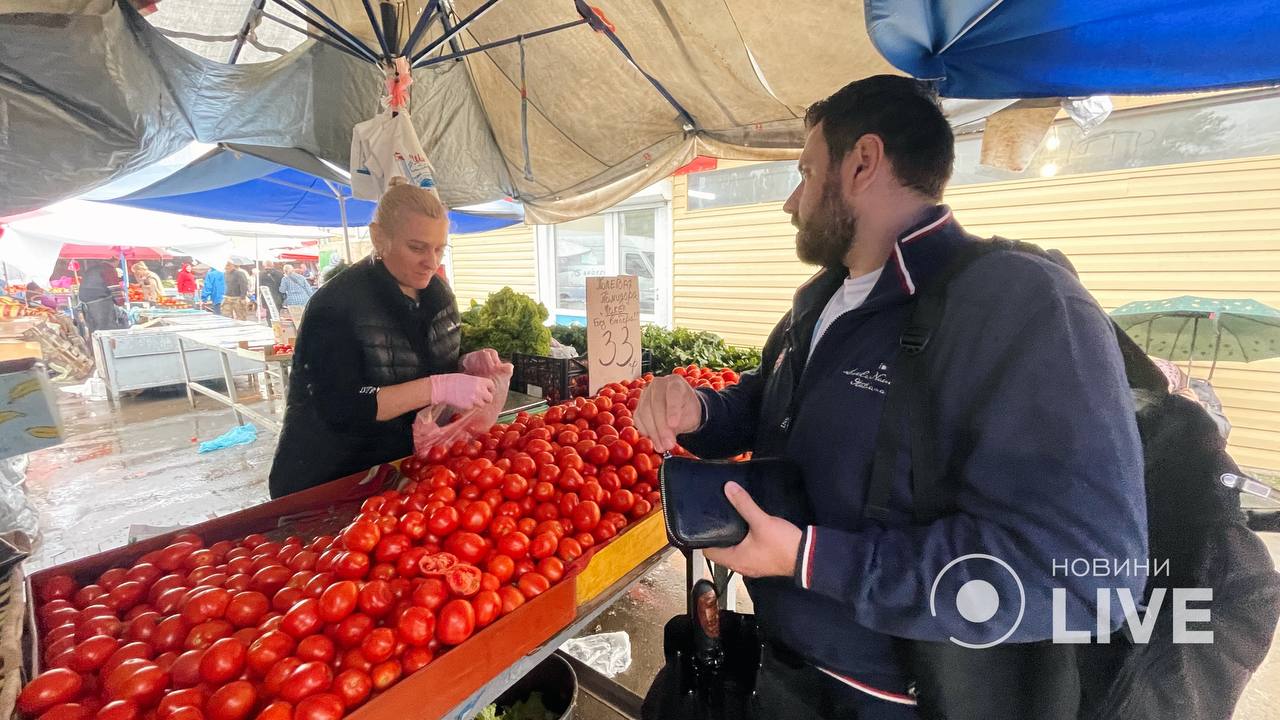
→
(412, 364, 512, 459)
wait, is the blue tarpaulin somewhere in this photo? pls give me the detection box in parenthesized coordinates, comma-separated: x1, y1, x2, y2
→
(866, 1, 1280, 99)
(104, 144, 521, 235)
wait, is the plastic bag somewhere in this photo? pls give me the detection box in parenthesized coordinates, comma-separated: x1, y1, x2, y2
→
(413, 364, 512, 459)
(561, 631, 632, 678)
(350, 111, 440, 201)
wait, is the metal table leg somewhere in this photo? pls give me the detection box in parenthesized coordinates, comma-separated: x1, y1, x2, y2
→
(219, 349, 245, 426)
(177, 337, 197, 409)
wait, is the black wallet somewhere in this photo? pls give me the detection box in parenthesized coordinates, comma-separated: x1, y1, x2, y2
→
(659, 456, 809, 550)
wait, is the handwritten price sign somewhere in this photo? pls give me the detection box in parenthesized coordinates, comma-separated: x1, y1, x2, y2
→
(586, 275, 641, 394)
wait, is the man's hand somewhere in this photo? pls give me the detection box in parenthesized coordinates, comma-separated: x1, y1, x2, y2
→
(704, 481, 802, 579)
(634, 375, 702, 452)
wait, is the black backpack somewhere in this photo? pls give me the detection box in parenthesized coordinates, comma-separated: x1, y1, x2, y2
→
(866, 238, 1280, 720)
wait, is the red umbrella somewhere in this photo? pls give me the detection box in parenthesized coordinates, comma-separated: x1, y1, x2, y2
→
(58, 244, 171, 261)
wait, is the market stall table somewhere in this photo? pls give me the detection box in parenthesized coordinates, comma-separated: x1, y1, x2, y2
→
(174, 323, 286, 432)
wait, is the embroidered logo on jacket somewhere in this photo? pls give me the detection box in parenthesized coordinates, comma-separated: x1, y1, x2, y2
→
(843, 363, 891, 395)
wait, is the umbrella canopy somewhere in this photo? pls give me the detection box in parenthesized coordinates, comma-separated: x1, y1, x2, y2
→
(1110, 296, 1280, 376)
(58, 244, 172, 261)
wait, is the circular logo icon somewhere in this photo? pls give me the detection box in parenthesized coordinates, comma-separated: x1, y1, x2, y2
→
(928, 553, 1026, 649)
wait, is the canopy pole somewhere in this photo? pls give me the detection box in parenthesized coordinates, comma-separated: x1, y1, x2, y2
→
(228, 0, 267, 64)
(402, 0, 440, 58)
(380, 0, 401, 57)
(362, 0, 392, 60)
(414, 19, 587, 68)
(411, 0, 505, 64)
(120, 251, 131, 312)
(267, 0, 380, 63)
(339, 197, 352, 263)
(1186, 316, 1200, 376)
(258, 10, 372, 62)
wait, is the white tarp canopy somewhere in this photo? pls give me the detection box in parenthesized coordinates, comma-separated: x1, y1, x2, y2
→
(1, 201, 236, 286)
(0, 0, 1009, 224)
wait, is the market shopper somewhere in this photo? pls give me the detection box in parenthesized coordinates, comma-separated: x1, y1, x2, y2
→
(269, 181, 503, 498)
(200, 265, 225, 315)
(223, 262, 252, 320)
(132, 261, 164, 304)
(260, 261, 285, 311)
(176, 262, 197, 303)
(77, 260, 128, 336)
(279, 263, 315, 323)
(635, 76, 1146, 719)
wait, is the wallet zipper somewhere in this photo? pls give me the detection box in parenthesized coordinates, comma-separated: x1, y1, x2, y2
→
(658, 456, 681, 549)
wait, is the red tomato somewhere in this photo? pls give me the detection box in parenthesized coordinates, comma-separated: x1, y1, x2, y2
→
(95, 700, 139, 720)
(357, 580, 394, 618)
(205, 681, 256, 720)
(198, 638, 246, 684)
(248, 566, 291, 597)
(333, 613, 374, 649)
(109, 662, 169, 707)
(459, 501, 493, 534)
(411, 578, 449, 612)
(426, 506, 460, 537)
(279, 662, 333, 704)
(169, 648, 204, 688)
(529, 532, 558, 561)
(630, 498, 653, 519)
(485, 555, 516, 585)
(317, 581, 357, 623)
(556, 537, 584, 563)
(222, 591, 268, 629)
(571, 501, 602, 532)
(401, 645, 434, 674)
(443, 532, 488, 565)
(445, 565, 482, 598)
(38, 575, 79, 604)
(296, 635, 336, 665)
(339, 521, 380, 554)
(184, 620, 233, 650)
(471, 591, 501, 629)
(105, 581, 146, 613)
(370, 660, 402, 692)
(262, 657, 303, 698)
(373, 533, 410, 564)
(396, 511, 427, 541)
(517, 572, 551, 599)
(574, 532, 596, 550)
(516, 518, 538, 536)
(332, 552, 370, 581)
(584, 444, 610, 466)
(245, 630, 293, 677)
(103, 641, 155, 676)
(332, 669, 372, 709)
(67, 634, 118, 673)
(396, 606, 435, 646)
(360, 628, 395, 664)
(496, 532, 529, 560)
(156, 542, 199, 573)
(157, 687, 207, 717)
(254, 701, 293, 720)
(536, 557, 565, 583)
(435, 599, 475, 646)
(280, 598, 321, 638)
(501, 475, 530, 501)
(294, 693, 344, 720)
(17, 669, 82, 716)
(498, 586, 525, 615)
(592, 522, 618, 544)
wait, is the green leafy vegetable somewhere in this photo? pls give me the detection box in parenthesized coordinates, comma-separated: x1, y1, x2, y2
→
(550, 324, 587, 354)
(640, 325, 760, 373)
(471, 692, 555, 720)
(460, 287, 552, 359)
(473, 705, 502, 720)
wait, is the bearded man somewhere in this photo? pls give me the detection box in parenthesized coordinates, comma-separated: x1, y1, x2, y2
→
(635, 76, 1146, 719)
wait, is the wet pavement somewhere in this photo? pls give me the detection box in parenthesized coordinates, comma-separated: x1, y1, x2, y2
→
(15, 386, 1280, 719)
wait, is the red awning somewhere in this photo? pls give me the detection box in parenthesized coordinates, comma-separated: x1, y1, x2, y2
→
(58, 244, 172, 261)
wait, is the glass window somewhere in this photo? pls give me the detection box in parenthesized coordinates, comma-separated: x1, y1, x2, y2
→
(619, 209, 657, 315)
(553, 216, 606, 311)
(686, 161, 801, 210)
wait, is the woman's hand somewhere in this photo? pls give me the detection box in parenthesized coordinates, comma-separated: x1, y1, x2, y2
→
(429, 373, 496, 409)
(460, 348, 502, 377)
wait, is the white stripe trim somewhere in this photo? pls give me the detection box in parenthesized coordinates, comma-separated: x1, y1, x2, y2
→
(799, 526, 815, 589)
(892, 244, 916, 296)
(817, 667, 919, 706)
(900, 209, 953, 244)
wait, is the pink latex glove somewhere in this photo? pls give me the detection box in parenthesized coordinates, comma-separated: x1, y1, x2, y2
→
(429, 373, 495, 410)
(459, 348, 502, 377)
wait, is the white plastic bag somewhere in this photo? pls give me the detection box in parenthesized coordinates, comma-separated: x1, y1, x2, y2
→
(412, 364, 513, 459)
(350, 111, 440, 201)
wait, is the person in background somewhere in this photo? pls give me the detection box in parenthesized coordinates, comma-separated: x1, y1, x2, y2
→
(132, 262, 164, 304)
(176, 262, 197, 304)
(1150, 357, 1233, 439)
(25, 282, 58, 311)
(200, 265, 225, 316)
(260, 261, 285, 312)
(223, 262, 252, 321)
(77, 260, 128, 336)
(269, 181, 502, 498)
(279, 263, 315, 325)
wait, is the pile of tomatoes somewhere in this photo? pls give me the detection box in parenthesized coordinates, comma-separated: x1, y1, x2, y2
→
(19, 370, 739, 720)
(670, 365, 739, 392)
(269, 345, 293, 356)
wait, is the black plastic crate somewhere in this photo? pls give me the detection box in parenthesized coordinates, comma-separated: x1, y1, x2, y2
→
(512, 350, 652, 405)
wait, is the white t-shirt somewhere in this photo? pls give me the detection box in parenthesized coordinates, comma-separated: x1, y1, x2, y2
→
(809, 268, 883, 357)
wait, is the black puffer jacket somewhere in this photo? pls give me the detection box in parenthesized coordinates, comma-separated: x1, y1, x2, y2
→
(269, 258, 460, 497)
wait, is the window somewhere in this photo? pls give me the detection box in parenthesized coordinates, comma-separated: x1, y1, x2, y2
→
(686, 161, 800, 210)
(537, 204, 671, 326)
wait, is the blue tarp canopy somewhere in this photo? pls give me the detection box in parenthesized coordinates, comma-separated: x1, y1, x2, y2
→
(866, 0, 1280, 99)
(104, 144, 521, 235)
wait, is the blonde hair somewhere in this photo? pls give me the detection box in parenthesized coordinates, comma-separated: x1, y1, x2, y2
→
(373, 180, 447, 235)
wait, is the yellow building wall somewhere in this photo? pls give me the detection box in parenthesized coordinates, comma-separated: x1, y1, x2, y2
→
(447, 223, 538, 308)
(671, 155, 1280, 472)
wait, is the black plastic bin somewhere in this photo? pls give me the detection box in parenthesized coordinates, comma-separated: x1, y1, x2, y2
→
(491, 652, 579, 720)
(512, 350, 653, 405)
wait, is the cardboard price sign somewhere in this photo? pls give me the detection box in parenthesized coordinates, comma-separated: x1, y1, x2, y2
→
(586, 275, 641, 393)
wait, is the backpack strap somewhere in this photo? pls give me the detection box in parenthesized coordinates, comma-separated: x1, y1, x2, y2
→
(866, 237, 1043, 523)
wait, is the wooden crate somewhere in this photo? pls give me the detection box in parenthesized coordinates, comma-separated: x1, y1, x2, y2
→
(575, 511, 667, 606)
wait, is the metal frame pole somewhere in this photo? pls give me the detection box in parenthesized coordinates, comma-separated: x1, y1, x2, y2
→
(228, 0, 267, 63)
(362, 0, 392, 60)
(410, 0, 505, 65)
(401, 0, 440, 58)
(414, 19, 586, 68)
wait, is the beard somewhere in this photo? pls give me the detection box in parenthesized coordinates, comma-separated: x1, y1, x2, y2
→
(794, 176, 856, 268)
